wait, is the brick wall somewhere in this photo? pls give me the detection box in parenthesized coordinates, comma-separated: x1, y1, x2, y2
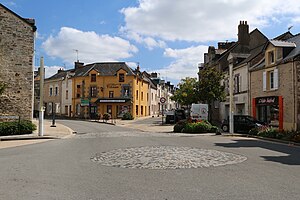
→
(0, 5, 35, 120)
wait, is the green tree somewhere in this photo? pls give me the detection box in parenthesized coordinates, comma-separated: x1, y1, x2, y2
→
(171, 77, 198, 108)
(197, 66, 226, 121)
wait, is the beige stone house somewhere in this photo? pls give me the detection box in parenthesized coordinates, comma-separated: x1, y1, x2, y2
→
(250, 35, 300, 131)
(0, 4, 36, 120)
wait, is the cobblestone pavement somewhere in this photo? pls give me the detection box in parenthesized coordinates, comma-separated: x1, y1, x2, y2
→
(91, 146, 247, 170)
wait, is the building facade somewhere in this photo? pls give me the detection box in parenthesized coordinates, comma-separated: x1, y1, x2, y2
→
(0, 4, 36, 120)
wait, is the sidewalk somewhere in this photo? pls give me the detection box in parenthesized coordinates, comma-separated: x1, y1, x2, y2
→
(0, 119, 74, 149)
(115, 116, 175, 133)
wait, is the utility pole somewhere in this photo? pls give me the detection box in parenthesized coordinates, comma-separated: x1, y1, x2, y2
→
(38, 57, 44, 136)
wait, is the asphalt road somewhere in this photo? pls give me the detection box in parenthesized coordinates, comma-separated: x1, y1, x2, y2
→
(0, 120, 299, 200)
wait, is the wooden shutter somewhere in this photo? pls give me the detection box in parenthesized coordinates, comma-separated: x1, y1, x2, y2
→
(274, 69, 278, 89)
(263, 71, 267, 91)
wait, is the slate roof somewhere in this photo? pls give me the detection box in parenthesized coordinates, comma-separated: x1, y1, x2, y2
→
(73, 62, 135, 77)
(282, 33, 300, 62)
(269, 40, 296, 47)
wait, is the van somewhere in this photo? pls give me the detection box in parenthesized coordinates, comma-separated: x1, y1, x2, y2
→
(190, 103, 208, 121)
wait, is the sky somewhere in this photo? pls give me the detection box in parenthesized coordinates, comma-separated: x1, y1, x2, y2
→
(2, 0, 300, 85)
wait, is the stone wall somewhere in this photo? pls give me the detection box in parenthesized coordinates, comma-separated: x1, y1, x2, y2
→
(0, 5, 36, 120)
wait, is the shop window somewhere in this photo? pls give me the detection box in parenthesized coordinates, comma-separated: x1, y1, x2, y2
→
(136, 105, 138, 116)
(263, 69, 278, 91)
(109, 91, 114, 98)
(76, 104, 80, 115)
(90, 86, 97, 97)
(119, 73, 125, 82)
(91, 74, 96, 82)
(141, 106, 143, 115)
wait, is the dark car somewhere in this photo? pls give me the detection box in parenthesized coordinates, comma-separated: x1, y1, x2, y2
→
(221, 115, 265, 133)
(165, 109, 186, 124)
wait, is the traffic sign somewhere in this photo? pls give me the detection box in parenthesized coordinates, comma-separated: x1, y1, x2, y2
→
(160, 97, 166, 104)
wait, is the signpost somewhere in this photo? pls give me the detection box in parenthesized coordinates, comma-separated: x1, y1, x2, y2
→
(160, 97, 166, 125)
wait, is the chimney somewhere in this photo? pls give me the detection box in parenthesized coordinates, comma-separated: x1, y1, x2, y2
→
(74, 61, 84, 69)
(238, 20, 250, 46)
(136, 65, 140, 72)
(151, 72, 157, 78)
(57, 68, 64, 73)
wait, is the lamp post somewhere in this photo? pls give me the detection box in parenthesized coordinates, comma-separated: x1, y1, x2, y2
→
(50, 102, 56, 127)
(228, 54, 234, 134)
(38, 57, 44, 136)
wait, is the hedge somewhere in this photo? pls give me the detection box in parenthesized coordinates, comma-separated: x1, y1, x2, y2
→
(0, 120, 36, 136)
(174, 119, 218, 134)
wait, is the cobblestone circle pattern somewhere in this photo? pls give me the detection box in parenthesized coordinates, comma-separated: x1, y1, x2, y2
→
(91, 146, 247, 169)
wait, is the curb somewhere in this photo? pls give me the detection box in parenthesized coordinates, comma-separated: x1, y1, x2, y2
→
(0, 135, 59, 141)
(222, 133, 300, 147)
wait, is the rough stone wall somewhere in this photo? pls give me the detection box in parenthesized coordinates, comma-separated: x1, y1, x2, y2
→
(0, 5, 35, 120)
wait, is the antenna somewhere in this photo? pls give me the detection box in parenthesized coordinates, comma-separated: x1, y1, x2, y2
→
(288, 26, 293, 31)
(73, 49, 79, 62)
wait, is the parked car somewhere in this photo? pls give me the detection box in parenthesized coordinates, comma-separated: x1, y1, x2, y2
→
(221, 115, 265, 133)
(165, 109, 187, 124)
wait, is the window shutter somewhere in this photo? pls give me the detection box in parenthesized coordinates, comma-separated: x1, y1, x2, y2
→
(263, 71, 267, 91)
(274, 69, 278, 89)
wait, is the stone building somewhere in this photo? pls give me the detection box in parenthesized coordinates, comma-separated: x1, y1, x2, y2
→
(250, 35, 300, 131)
(0, 4, 36, 120)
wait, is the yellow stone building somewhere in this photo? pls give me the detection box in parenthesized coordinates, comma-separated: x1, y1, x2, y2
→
(72, 62, 150, 119)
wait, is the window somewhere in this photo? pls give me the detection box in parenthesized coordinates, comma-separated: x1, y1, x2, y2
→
(55, 87, 58, 96)
(136, 105, 138, 116)
(141, 92, 144, 101)
(141, 106, 143, 115)
(122, 85, 130, 97)
(66, 90, 68, 100)
(268, 51, 275, 65)
(90, 86, 97, 97)
(91, 74, 96, 82)
(136, 90, 138, 100)
(234, 74, 241, 94)
(109, 91, 114, 98)
(119, 73, 125, 82)
(147, 93, 149, 101)
(76, 85, 81, 98)
(152, 93, 153, 101)
(49, 87, 53, 96)
(263, 69, 278, 91)
(76, 104, 80, 115)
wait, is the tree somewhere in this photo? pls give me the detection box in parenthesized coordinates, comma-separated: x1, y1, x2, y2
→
(171, 77, 198, 108)
(0, 82, 6, 95)
(197, 66, 226, 103)
(197, 66, 226, 121)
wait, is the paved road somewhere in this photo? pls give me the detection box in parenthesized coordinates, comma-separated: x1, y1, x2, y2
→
(0, 120, 299, 200)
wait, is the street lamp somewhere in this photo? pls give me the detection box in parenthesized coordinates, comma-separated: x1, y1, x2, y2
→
(50, 102, 56, 127)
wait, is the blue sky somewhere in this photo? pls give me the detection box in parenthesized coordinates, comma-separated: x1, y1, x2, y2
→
(2, 0, 300, 84)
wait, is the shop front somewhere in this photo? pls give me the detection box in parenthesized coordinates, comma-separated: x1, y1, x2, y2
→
(95, 98, 132, 119)
(252, 96, 283, 130)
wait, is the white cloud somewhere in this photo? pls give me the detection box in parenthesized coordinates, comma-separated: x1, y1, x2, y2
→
(121, 29, 166, 50)
(153, 45, 207, 82)
(42, 27, 138, 64)
(121, 0, 300, 42)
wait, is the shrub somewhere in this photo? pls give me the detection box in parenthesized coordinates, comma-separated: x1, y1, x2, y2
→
(122, 112, 133, 120)
(102, 113, 111, 121)
(174, 120, 218, 134)
(173, 120, 187, 133)
(0, 120, 36, 136)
